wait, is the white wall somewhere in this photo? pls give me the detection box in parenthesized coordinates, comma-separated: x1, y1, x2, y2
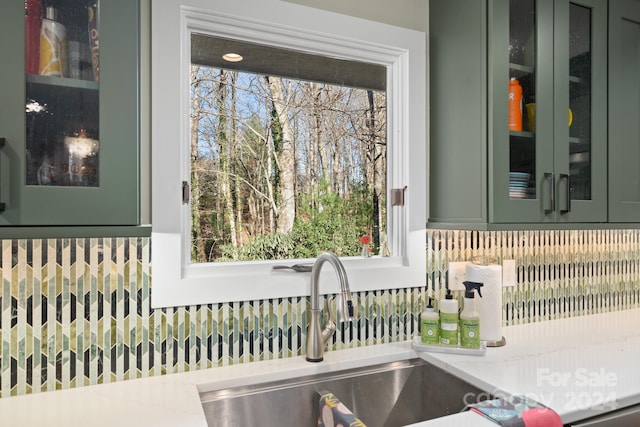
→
(282, 0, 428, 32)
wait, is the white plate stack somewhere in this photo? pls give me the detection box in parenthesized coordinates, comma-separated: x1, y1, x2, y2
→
(509, 172, 530, 199)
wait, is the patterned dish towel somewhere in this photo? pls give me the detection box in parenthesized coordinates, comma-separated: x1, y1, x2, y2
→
(466, 395, 562, 427)
(317, 391, 367, 427)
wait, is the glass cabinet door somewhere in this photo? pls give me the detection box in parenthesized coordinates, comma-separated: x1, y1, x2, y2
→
(567, 3, 592, 202)
(508, 0, 537, 202)
(491, 0, 606, 223)
(553, 0, 607, 222)
(0, 0, 139, 227)
(491, 0, 554, 223)
(26, 0, 100, 188)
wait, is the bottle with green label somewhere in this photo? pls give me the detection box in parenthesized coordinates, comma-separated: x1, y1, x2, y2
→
(460, 281, 484, 349)
(420, 297, 440, 345)
(439, 289, 458, 346)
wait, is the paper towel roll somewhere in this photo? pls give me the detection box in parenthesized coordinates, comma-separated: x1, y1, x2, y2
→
(465, 263, 503, 342)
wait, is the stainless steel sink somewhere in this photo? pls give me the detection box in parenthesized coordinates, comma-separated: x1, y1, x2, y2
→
(199, 358, 486, 427)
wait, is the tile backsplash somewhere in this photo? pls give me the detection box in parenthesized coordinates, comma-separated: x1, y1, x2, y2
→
(1, 229, 639, 397)
(428, 229, 640, 325)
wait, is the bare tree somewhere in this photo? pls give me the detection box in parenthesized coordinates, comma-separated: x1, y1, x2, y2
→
(229, 71, 244, 248)
(367, 90, 381, 248)
(190, 66, 206, 262)
(266, 76, 296, 234)
(217, 70, 238, 257)
(309, 82, 322, 208)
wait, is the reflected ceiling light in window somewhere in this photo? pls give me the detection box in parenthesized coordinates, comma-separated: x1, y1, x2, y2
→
(222, 52, 243, 62)
(65, 128, 99, 159)
(26, 98, 48, 113)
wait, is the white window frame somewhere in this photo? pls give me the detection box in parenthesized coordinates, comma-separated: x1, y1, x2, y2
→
(151, 0, 426, 308)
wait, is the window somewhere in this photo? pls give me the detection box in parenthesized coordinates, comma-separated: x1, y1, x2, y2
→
(190, 35, 388, 263)
(151, 0, 426, 308)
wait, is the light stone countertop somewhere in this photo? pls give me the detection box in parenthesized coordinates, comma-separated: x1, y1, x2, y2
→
(418, 307, 640, 425)
(0, 308, 639, 426)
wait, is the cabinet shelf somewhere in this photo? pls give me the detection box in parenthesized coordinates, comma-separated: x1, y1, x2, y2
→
(569, 75, 589, 85)
(509, 62, 534, 78)
(26, 74, 99, 91)
(569, 136, 589, 145)
(510, 130, 535, 139)
(509, 63, 534, 73)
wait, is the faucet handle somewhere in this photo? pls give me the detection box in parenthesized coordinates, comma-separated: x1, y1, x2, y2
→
(321, 296, 337, 343)
(346, 299, 354, 318)
(336, 294, 355, 323)
(324, 295, 354, 323)
(324, 296, 335, 321)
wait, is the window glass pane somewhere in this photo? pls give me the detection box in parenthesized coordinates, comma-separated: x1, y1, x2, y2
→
(190, 36, 387, 263)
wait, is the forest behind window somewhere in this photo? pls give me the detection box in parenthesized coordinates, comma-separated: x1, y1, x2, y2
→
(190, 47, 387, 263)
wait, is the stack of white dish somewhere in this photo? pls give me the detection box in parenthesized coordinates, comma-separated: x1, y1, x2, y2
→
(509, 172, 530, 199)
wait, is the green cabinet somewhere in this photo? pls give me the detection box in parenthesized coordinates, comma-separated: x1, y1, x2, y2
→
(0, 0, 140, 228)
(609, 0, 640, 222)
(430, 0, 609, 226)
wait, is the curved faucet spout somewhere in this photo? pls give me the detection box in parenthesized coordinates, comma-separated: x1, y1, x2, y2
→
(306, 252, 354, 362)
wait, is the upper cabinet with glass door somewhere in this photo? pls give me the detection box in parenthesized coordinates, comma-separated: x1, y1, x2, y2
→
(490, 0, 607, 223)
(0, 0, 139, 228)
(428, 0, 607, 226)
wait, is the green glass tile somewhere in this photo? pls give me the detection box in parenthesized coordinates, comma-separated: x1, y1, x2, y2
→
(3, 231, 640, 397)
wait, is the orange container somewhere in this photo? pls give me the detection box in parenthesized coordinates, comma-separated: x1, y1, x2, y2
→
(508, 78, 523, 131)
(25, 0, 43, 75)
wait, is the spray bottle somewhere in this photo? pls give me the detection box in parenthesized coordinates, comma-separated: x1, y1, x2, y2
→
(420, 297, 440, 345)
(460, 281, 484, 349)
(439, 288, 458, 346)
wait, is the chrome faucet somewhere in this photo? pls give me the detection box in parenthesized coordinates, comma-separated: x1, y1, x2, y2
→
(306, 252, 355, 362)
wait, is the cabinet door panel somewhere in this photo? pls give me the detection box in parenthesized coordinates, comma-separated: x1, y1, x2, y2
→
(609, 0, 640, 222)
(0, 2, 25, 222)
(553, 0, 607, 223)
(492, 0, 607, 223)
(0, 0, 139, 227)
(490, 0, 555, 223)
(429, 0, 488, 224)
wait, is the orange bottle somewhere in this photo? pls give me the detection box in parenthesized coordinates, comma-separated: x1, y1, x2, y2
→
(25, 0, 43, 75)
(508, 78, 523, 131)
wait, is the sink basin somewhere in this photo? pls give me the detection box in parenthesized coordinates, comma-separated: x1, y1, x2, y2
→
(199, 358, 486, 426)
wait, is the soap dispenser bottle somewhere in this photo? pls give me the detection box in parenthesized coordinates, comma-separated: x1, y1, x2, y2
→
(420, 297, 440, 345)
(460, 281, 484, 349)
(439, 289, 458, 346)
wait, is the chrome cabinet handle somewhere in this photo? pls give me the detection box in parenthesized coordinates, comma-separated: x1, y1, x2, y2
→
(544, 172, 555, 214)
(560, 173, 571, 214)
(0, 137, 5, 212)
